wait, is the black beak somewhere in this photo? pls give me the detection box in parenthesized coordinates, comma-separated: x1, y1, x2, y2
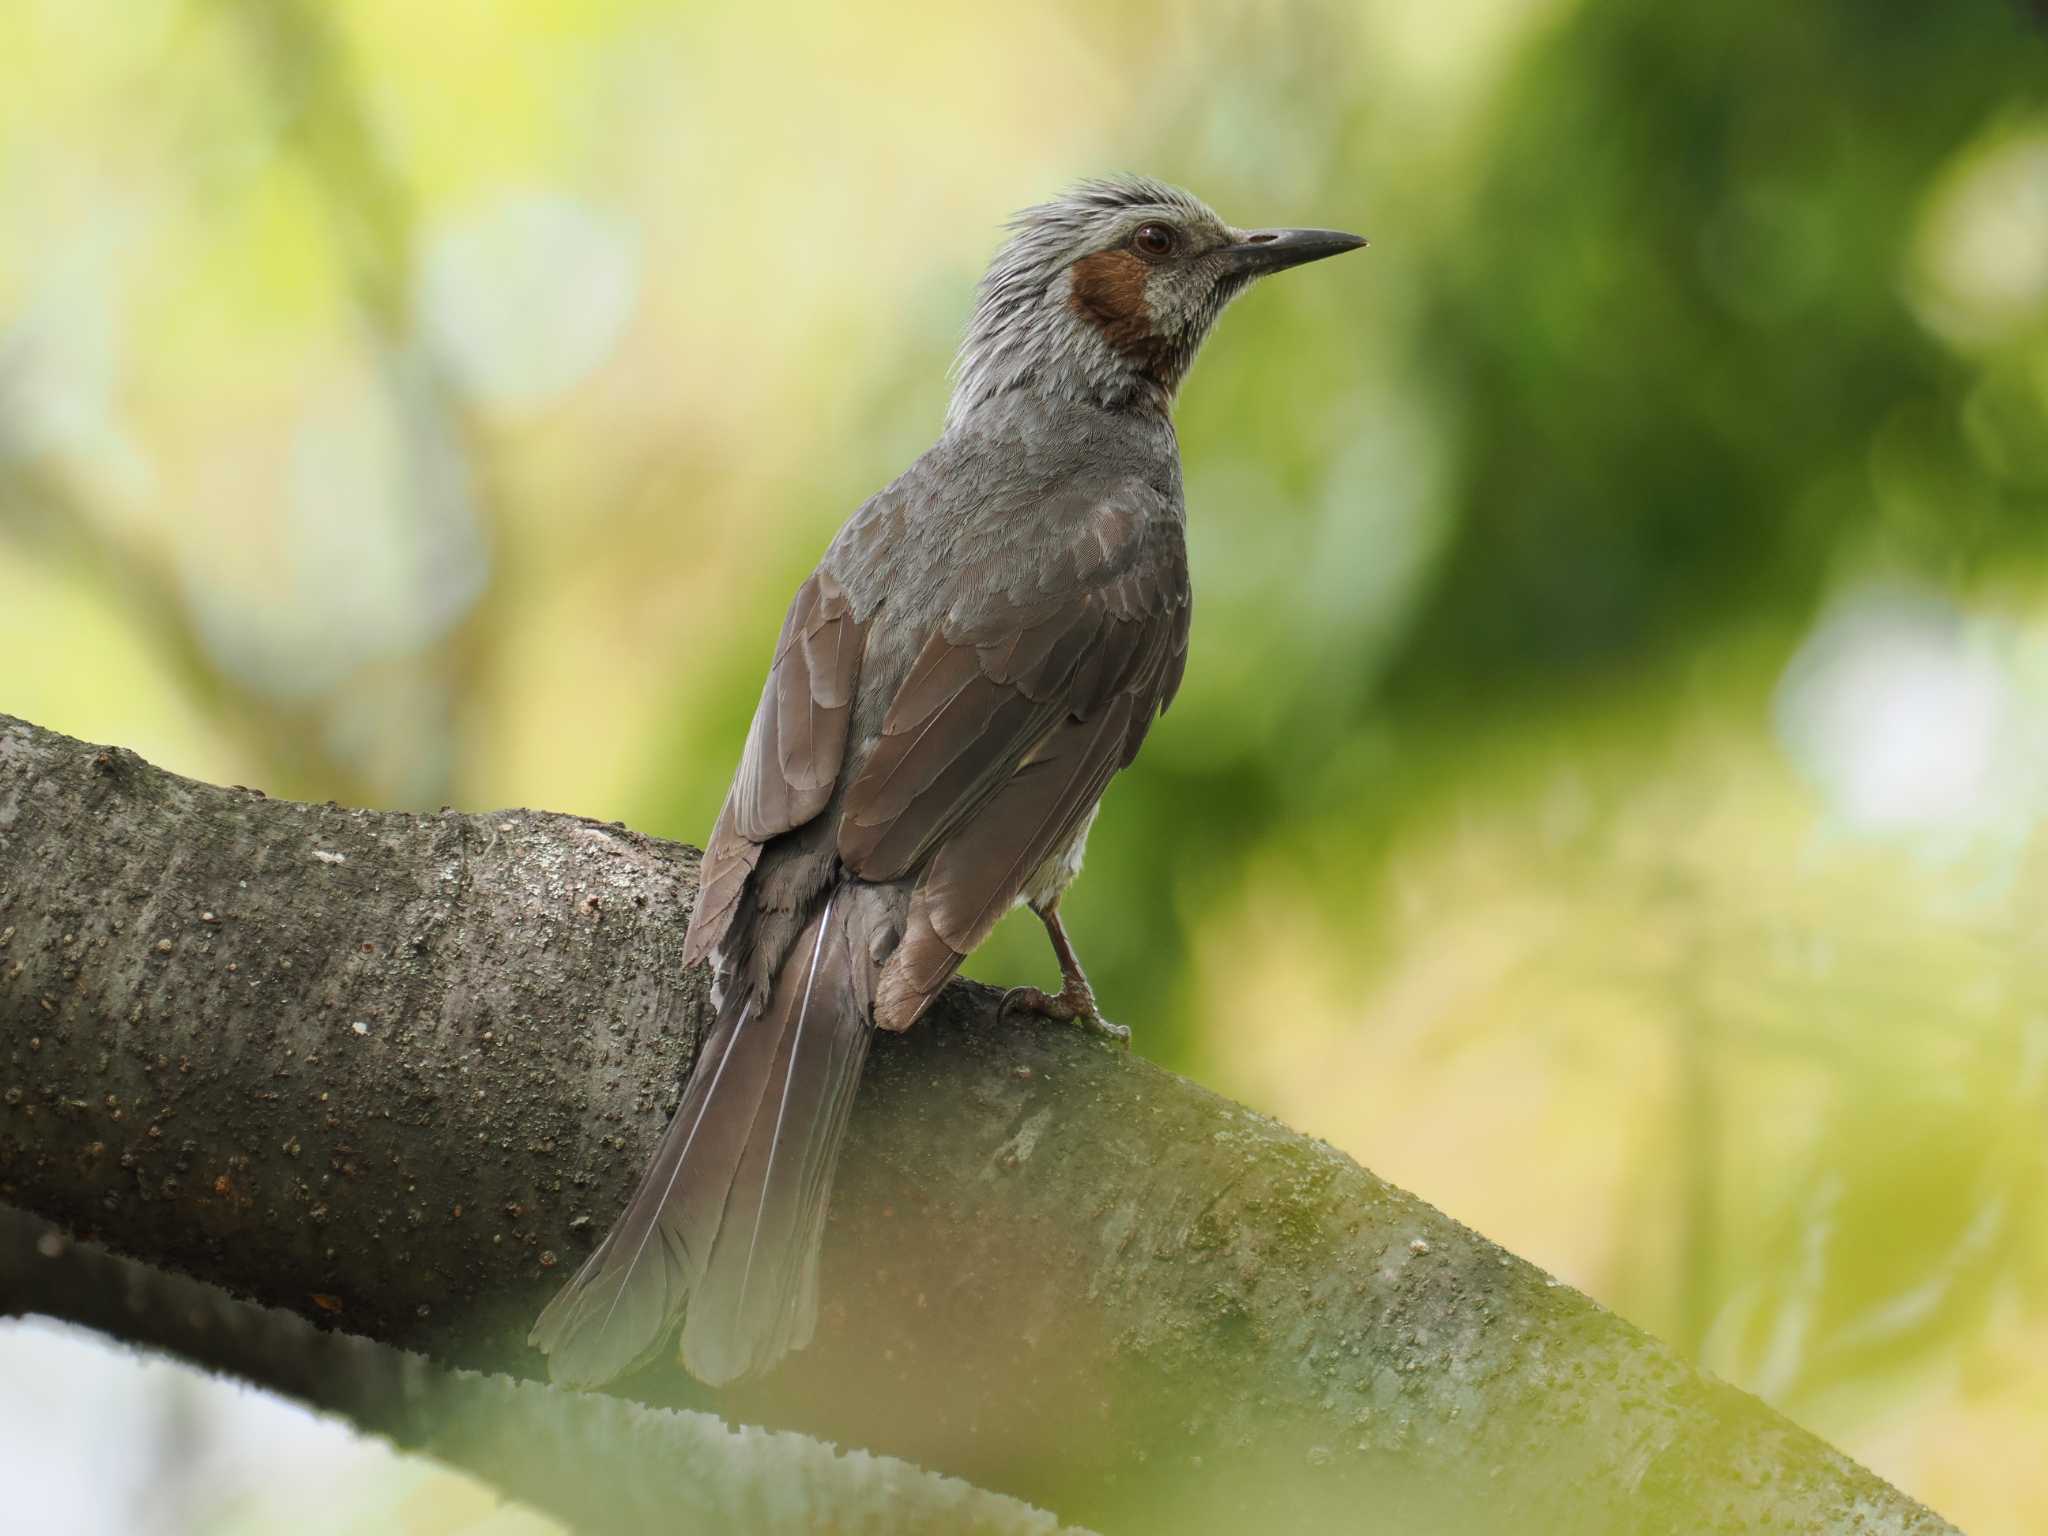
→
(1223, 227, 1368, 276)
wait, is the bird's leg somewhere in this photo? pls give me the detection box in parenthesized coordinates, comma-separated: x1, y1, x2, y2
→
(1001, 901, 1130, 1047)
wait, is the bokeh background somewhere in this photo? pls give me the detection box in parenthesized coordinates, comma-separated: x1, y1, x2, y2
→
(5, 0, 2047, 1529)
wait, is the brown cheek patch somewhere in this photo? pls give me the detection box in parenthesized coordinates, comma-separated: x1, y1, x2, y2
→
(1069, 249, 1156, 352)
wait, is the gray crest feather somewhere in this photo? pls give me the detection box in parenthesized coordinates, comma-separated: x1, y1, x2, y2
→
(948, 176, 1228, 425)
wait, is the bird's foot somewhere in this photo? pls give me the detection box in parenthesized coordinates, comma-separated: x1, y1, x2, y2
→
(1000, 981, 1131, 1048)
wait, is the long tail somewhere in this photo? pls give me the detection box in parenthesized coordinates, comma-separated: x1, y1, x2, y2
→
(528, 890, 873, 1387)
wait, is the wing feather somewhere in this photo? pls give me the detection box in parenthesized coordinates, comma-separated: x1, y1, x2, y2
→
(684, 570, 864, 970)
(846, 484, 1190, 1030)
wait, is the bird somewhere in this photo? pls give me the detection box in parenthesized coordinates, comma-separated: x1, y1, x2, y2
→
(529, 175, 1366, 1389)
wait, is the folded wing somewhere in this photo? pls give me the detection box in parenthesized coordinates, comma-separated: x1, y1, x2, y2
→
(837, 483, 1191, 1029)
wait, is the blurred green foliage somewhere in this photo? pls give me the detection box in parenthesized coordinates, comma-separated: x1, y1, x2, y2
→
(4, 0, 2048, 1530)
(1407, 0, 2048, 693)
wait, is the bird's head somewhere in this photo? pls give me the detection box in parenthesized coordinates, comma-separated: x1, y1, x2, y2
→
(949, 176, 1365, 426)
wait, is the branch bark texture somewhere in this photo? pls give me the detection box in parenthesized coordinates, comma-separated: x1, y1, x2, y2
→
(0, 713, 1959, 1534)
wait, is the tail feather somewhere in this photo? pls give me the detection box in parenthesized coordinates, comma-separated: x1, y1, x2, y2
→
(787, 946, 872, 1329)
(528, 892, 872, 1388)
(682, 891, 874, 1383)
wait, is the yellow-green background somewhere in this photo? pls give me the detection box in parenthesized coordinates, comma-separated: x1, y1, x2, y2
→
(4, 0, 2047, 1530)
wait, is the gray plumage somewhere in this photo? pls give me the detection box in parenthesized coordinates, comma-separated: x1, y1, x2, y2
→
(530, 175, 1365, 1388)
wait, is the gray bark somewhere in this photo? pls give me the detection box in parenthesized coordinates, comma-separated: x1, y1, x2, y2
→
(0, 712, 1961, 1535)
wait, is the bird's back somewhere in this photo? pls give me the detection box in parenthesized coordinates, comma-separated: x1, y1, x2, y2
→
(716, 392, 1189, 983)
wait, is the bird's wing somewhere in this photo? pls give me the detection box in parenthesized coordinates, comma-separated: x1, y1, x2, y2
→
(839, 483, 1190, 1026)
(683, 569, 865, 970)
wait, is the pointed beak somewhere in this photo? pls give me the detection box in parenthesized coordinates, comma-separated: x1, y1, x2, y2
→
(1223, 227, 1369, 276)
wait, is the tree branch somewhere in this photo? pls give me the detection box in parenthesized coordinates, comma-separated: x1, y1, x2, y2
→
(0, 713, 1960, 1534)
(0, 1206, 1081, 1535)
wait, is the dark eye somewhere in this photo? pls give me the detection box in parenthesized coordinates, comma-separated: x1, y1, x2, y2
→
(1132, 222, 1179, 258)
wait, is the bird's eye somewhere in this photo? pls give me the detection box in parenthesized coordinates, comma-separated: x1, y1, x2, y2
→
(1132, 222, 1179, 258)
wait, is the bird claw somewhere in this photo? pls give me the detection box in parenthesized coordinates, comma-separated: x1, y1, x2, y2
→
(1001, 984, 1073, 1022)
(1000, 983, 1131, 1049)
